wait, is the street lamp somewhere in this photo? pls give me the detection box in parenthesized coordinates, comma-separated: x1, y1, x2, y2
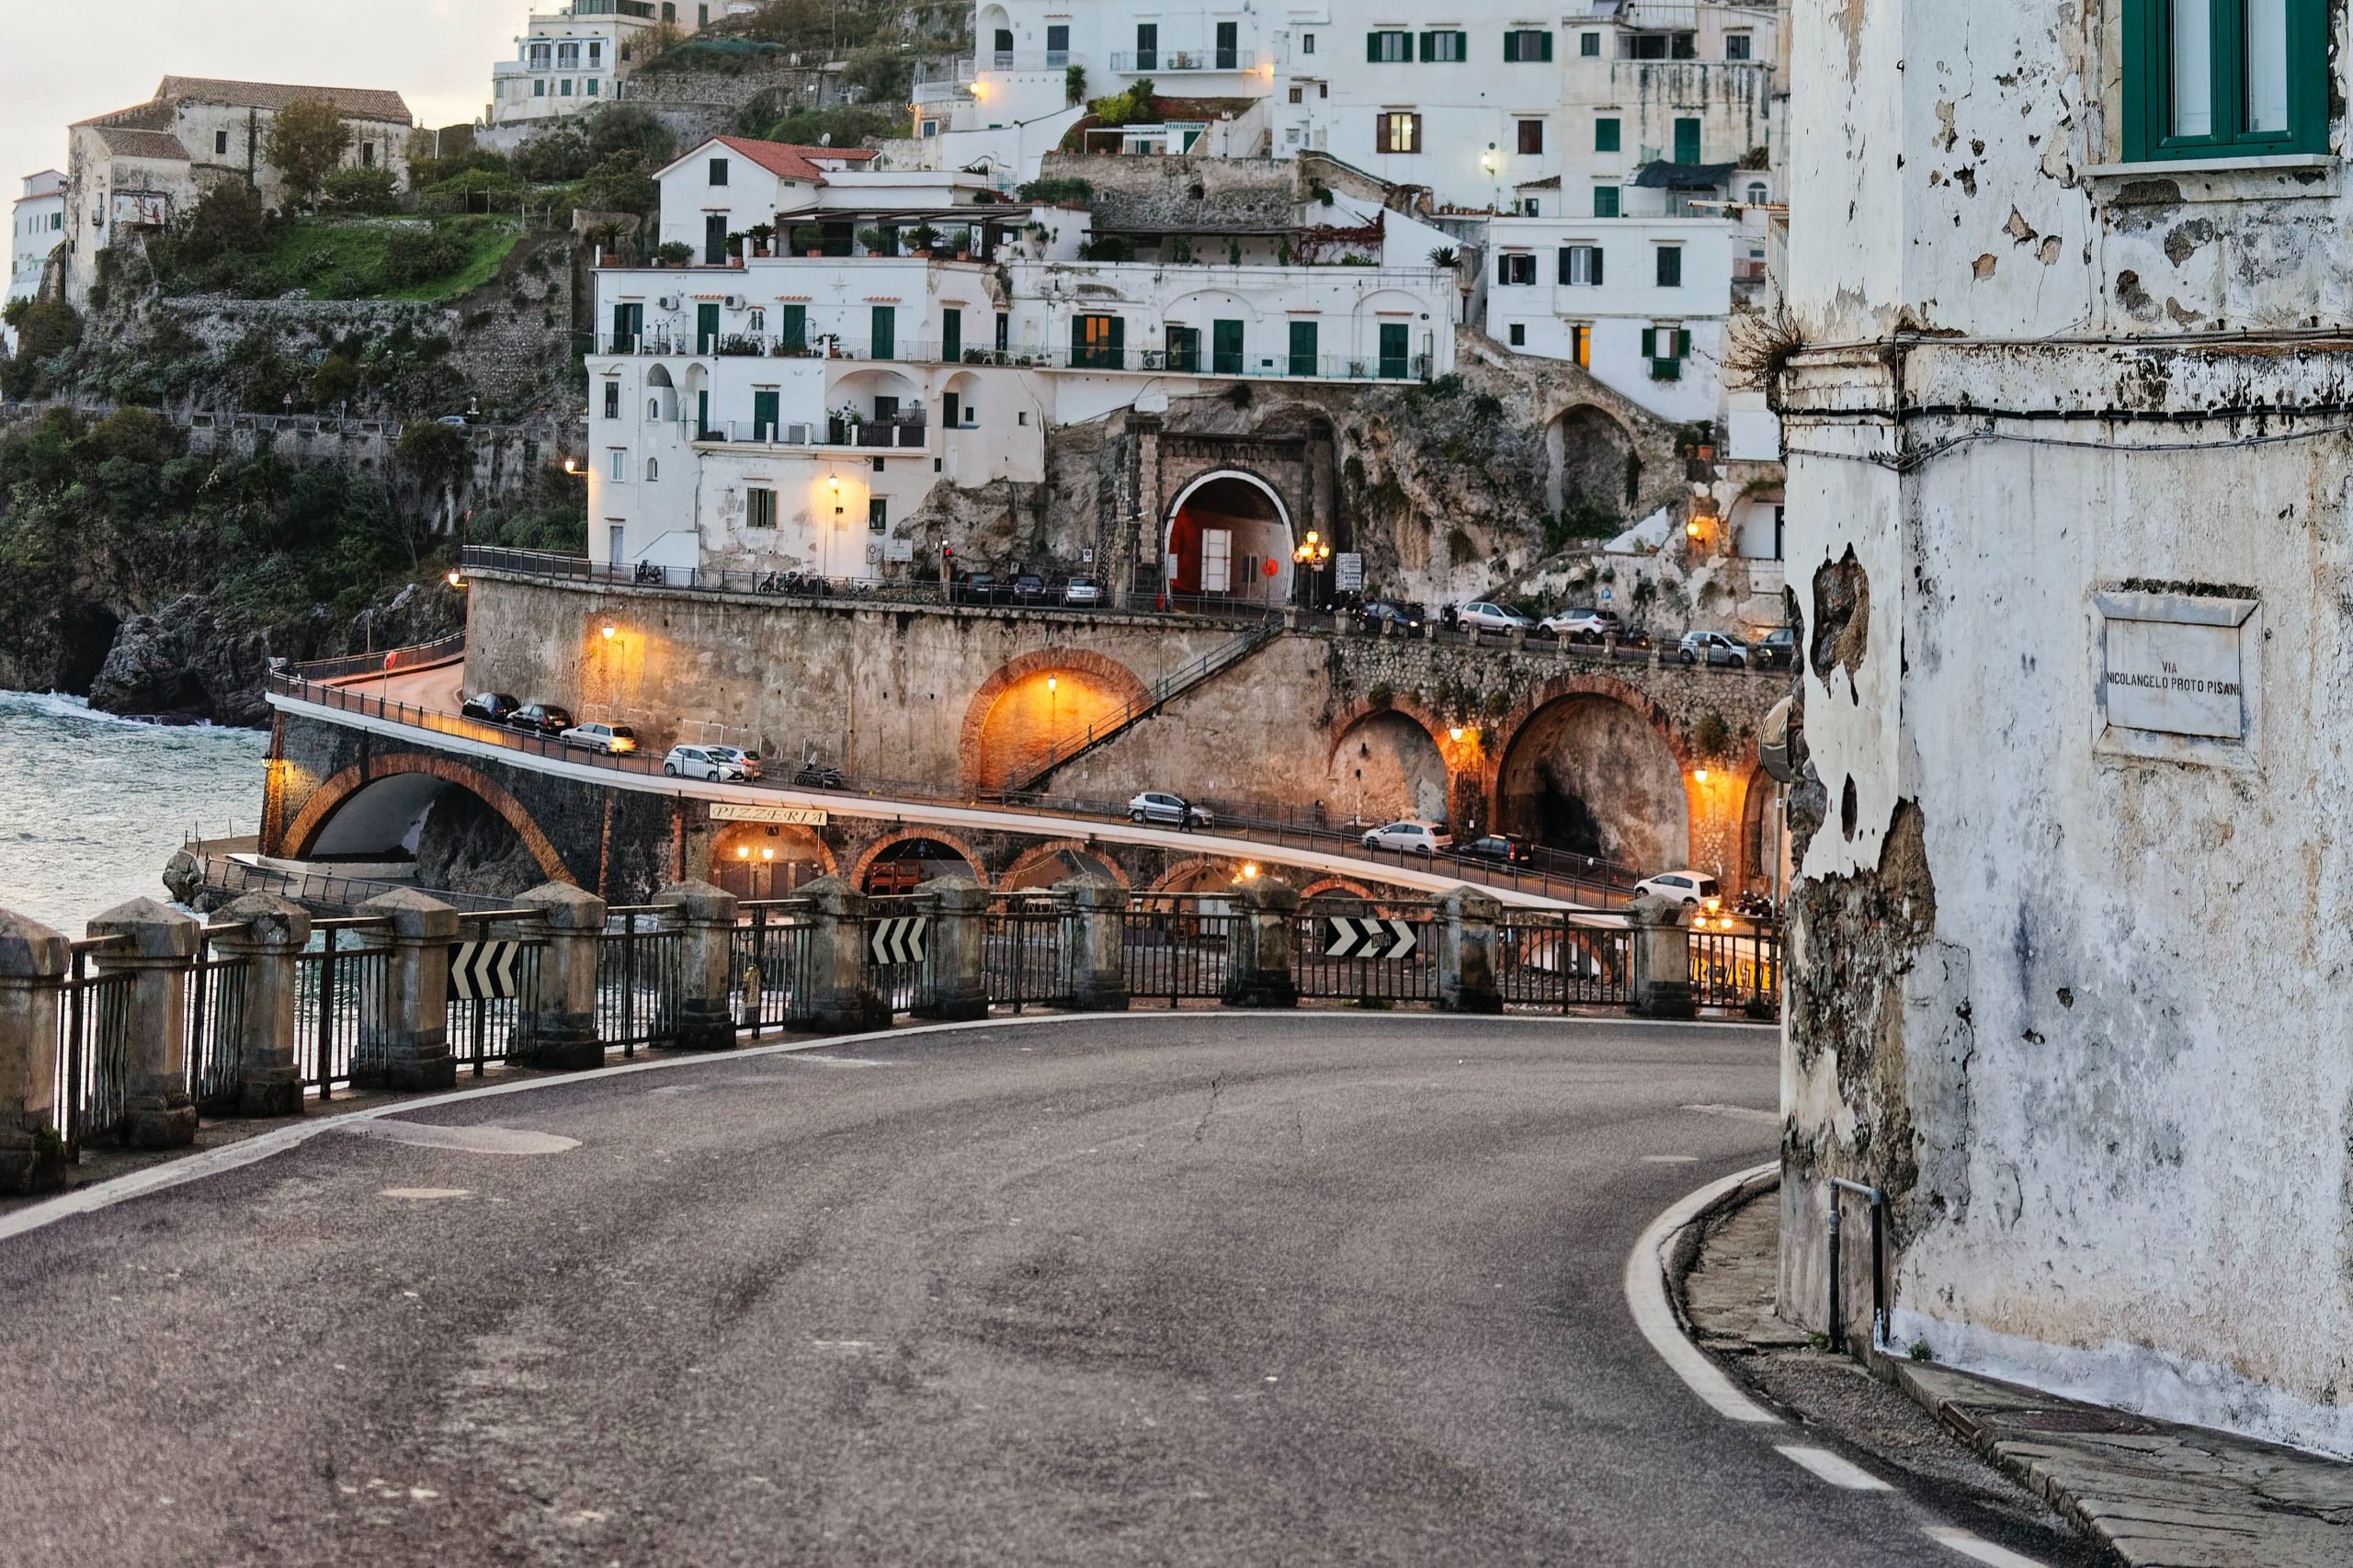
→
(600, 623, 617, 641)
(1291, 529, 1333, 609)
(446, 570, 467, 589)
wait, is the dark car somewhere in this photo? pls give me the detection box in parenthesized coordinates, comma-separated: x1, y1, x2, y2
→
(1461, 833, 1535, 866)
(507, 702, 574, 736)
(792, 762, 846, 789)
(1359, 599, 1421, 631)
(461, 691, 520, 723)
(1752, 626, 1801, 670)
(961, 572, 1004, 605)
(1011, 573, 1048, 604)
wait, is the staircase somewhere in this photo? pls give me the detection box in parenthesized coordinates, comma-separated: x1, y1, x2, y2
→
(999, 619, 1283, 792)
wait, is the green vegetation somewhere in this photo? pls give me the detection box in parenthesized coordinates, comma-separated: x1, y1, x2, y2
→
(263, 97, 355, 210)
(163, 216, 521, 301)
(1087, 78, 1158, 128)
(746, 103, 903, 147)
(1015, 176, 1091, 205)
(0, 299, 85, 400)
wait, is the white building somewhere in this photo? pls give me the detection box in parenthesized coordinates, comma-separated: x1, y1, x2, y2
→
(6, 170, 66, 348)
(63, 78, 413, 307)
(651, 137, 888, 261)
(589, 138, 1457, 594)
(488, 0, 733, 127)
(1779, 0, 2353, 1460)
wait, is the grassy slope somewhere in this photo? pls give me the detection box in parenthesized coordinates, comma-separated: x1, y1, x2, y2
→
(244, 219, 523, 302)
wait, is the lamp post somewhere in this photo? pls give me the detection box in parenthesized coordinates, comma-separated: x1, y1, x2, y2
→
(1291, 529, 1333, 610)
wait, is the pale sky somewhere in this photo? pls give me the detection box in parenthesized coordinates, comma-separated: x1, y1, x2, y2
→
(1, 0, 520, 198)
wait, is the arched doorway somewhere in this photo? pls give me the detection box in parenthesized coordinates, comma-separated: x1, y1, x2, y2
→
(1546, 403, 1639, 523)
(860, 835, 981, 895)
(1163, 471, 1292, 608)
(1496, 694, 1688, 873)
(710, 822, 833, 901)
(960, 649, 1150, 791)
(1326, 709, 1449, 827)
(1001, 842, 1124, 892)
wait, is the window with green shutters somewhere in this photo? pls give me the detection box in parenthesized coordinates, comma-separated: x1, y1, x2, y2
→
(1674, 117, 1701, 164)
(697, 301, 720, 354)
(1593, 186, 1620, 218)
(1418, 29, 1467, 62)
(1073, 313, 1125, 369)
(1377, 323, 1409, 380)
(1595, 117, 1620, 153)
(610, 301, 642, 350)
(1211, 319, 1245, 375)
(1288, 320, 1317, 377)
(870, 304, 895, 360)
(1503, 28, 1553, 61)
(941, 307, 961, 363)
(1167, 324, 1202, 373)
(2121, 0, 2326, 161)
(779, 304, 806, 353)
(753, 390, 779, 441)
(1642, 325, 1691, 381)
(1367, 29, 1412, 62)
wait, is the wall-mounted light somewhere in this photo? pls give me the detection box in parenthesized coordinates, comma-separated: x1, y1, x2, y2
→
(737, 846, 752, 859)
(762, 847, 775, 861)
(563, 459, 580, 473)
(1449, 725, 1465, 743)
(1481, 142, 1499, 176)
(1240, 863, 1260, 881)
(1046, 676, 1057, 692)
(446, 570, 467, 589)
(1694, 767, 1710, 782)
(600, 623, 617, 641)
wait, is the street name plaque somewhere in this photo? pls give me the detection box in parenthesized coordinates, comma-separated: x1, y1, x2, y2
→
(2094, 589, 2257, 764)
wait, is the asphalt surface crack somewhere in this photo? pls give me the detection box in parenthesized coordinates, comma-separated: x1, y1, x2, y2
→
(1191, 1076, 1222, 1142)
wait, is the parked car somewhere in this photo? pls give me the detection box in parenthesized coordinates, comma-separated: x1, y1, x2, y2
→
(460, 691, 521, 723)
(1461, 833, 1535, 866)
(792, 762, 846, 789)
(665, 744, 751, 781)
(1358, 600, 1422, 632)
(1129, 790, 1211, 829)
(1458, 601, 1535, 634)
(1011, 573, 1049, 604)
(1063, 575, 1102, 607)
(704, 745, 761, 779)
(1635, 869, 1723, 907)
(1362, 820, 1449, 857)
(1540, 607, 1626, 643)
(558, 721, 637, 755)
(1678, 630, 1753, 668)
(1751, 626, 1801, 670)
(960, 572, 1004, 605)
(507, 702, 574, 737)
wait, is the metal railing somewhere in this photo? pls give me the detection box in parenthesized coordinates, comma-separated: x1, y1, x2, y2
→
(1494, 915, 1633, 1010)
(998, 619, 1282, 789)
(734, 900, 818, 1031)
(52, 938, 131, 1156)
(1120, 901, 1237, 1003)
(1108, 48, 1255, 72)
(299, 919, 391, 1101)
(597, 906, 680, 1052)
(278, 631, 466, 687)
(1291, 906, 1439, 1004)
(185, 940, 251, 1111)
(1690, 927, 1778, 1015)
(986, 895, 1066, 1011)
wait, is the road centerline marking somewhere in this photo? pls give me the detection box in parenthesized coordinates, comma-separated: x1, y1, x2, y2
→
(1923, 1526, 2051, 1567)
(1775, 1445, 1893, 1492)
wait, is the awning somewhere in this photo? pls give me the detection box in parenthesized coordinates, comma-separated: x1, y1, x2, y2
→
(1632, 161, 1737, 188)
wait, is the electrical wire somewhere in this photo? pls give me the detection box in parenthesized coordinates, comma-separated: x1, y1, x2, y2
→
(1784, 421, 2353, 473)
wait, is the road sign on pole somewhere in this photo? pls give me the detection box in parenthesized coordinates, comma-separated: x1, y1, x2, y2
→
(870, 916, 929, 966)
(448, 940, 524, 1001)
(1324, 916, 1416, 960)
(1334, 552, 1365, 593)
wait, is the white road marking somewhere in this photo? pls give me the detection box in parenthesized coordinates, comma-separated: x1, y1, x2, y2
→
(339, 1122, 579, 1155)
(643, 1084, 705, 1096)
(1776, 1445, 1893, 1491)
(379, 1187, 472, 1200)
(1621, 1163, 1781, 1425)
(1923, 1526, 2051, 1567)
(1641, 1154, 1700, 1164)
(1681, 1103, 1780, 1124)
(779, 1056, 894, 1069)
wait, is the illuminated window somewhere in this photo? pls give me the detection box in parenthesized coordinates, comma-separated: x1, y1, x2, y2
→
(1375, 112, 1422, 153)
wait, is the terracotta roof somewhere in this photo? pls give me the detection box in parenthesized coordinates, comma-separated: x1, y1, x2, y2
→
(154, 76, 413, 123)
(89, 127, 192, 163)
(1514, 175, 1562, 190)
(73, 98, 176, 131)
(706, 136, 881, 182)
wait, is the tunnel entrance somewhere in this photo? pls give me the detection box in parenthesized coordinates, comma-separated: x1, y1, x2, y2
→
(1163, 472, 1292, 608)
(861, 837, 979, 895)
(302, 772, 545, 900)
(1495, 695, 1687, 874)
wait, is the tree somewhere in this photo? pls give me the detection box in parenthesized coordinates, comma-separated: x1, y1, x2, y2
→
(322, 165, 401, 215)
(263, 97, 355, 210)
(581, 152, 659, 217)
(585, 104, 675, 166)
(178, 182, 274, 264)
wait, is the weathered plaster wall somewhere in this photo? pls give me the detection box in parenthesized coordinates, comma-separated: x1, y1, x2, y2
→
(1780, 0, 2353, 1455)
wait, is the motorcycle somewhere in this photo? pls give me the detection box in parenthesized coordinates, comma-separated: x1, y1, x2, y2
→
(792, 763, 846, 790)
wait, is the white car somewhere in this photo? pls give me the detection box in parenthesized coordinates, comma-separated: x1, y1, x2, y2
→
(1063, 576, 1102, 607)
(1458, 601, 1535, 634)
(558, 721, 637, 756)
(1362, 820, 1449, 856)
(1635, 869, 1723, 907)
(703, 744, 762, 779)
(1540, 608, 1625, 642)
(1129, 790, 1211, 829)
(1678, 631, 1752, 668)
(665, 744, 751, 781)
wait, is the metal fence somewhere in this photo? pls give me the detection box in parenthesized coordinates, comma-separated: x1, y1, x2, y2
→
(863, 896, 933, 1016)
(597, 907, 681, 1052)
(1691, 928, 1779, 1015)
(733, 901, 819, 1031)
(52, 939, 131, 1156)
(299, 920, 391, 1100)
(1495, 915, 1635, 1010)
(1120, 901, 1238, 1003)
(1292, 906, 1441, 1005)
(448, 913, 547, 1075)
(185, 939, 251, 1111)
(986, 896, 1066, 1011)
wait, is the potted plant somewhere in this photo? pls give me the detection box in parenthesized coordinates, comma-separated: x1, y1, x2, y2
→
(944, 228, 972, 259)
(905, 222, 941, 257)
(858, 225, 889, 256)
(745, 222, 775, 257)
(655, 240, 692, 267)
(792, 223, 825, 257)
(962, 347, 987, 364)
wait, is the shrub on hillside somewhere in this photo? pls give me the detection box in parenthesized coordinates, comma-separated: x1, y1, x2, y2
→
(580, 152, 659, 217)
(322, 165, 402, 216)
(176, 182, 276, 265)
(384, 227, 472, 287)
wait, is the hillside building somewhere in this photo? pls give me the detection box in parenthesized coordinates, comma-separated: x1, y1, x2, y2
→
(5, 170, 66, 350)
(487, 0, 749, 127)
(63, 78, 413, 308)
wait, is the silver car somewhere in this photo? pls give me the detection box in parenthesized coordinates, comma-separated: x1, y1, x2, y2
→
(1129, 790, 1211, 829)
(1678, 631, 1752, 668)
(1063, 576, 1102, 607)
(664, 744, 750, 781)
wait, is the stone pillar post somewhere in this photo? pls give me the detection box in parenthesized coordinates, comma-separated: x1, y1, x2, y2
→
(1626, 894, 1697, 1019)
(515, 881, 608, 1069)
(914, 876, 989, 1022)
(1058, 875, 1130, 1011)
(210, 892, 312, 1117)
(797, 876, 890, 1034)
(654, 880, 738, 1051)
(87, 897, 201, 1148)
(1220, 877, 1301, 1008)
(0, 910, 69, 1195)
(353, 889, 460, 1093)
(1437, 887, 1505, 1014)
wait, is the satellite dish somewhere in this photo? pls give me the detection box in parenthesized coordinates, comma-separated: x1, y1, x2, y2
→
(819, 132, 831, 146)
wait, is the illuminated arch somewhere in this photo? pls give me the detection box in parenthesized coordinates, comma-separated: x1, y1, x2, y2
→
(959, 647, 1151, 791)
(278, 753, 571, 883)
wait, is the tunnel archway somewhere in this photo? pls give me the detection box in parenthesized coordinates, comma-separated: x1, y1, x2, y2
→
(852, 830, 983, 895)
(1495, 686, 1688, 873)
(1163, 470, 1292, 608)
(280, 755, 571, 899)
(1545, 403, 1640, 520)
(1001, 840, 1128, 892)
(1325, 705, 1451, 827)
(960, 648, 1150, 791)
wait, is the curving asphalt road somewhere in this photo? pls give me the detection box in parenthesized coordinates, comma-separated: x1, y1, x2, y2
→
(0, 1016, 2040, 1565)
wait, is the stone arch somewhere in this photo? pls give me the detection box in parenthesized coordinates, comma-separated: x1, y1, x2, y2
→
(1147, 856, 1244, 896)
(1002, 839, 1131, 892)
(710, 821, 835, 901)
(959, 647, 1151, 791)
(1544, 402, 1641, 518)
(1492, 674, 1691, 873)
(1163, 468, 1293, 606)
(646, 362, 676, 423)
(1736, 762, 1777, 894)
(1323, 698, 1457, 827)
(849, 827, 985, 893)
(279, 753, 571, 884)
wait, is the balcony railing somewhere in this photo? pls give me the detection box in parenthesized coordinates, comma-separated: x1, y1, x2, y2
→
(574, 0, 658, 17)
(596, 334, 1434, 383)
(691, 414, 928, 449)
(597, 333, 949, 362)
(1108, 48, 1255, 73)
(985, 51, 1077, 71)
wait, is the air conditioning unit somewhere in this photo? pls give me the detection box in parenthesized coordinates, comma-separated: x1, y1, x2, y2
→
(783, 422, 811, 445)
(723, 294, 745, 310)
(656, 294, 680, 312)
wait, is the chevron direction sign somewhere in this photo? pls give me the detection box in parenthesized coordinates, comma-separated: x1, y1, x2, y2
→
(870, 916, 928, 966)
(448, 940, 524, 1001)
(1325, 916, 1417, 960)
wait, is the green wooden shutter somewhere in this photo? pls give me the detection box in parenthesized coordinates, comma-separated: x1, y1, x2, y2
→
(1503, 30, 1519, 61)
(1674, 118, 1701, 163)
(1640, 327, 1656, 358)
(1108, 314, 1125, 364)
(780, 304, 805, 352)
(1539, 30, 1553, 61)
(1591, 245, 1605, 285)
(1596, 118, 1620, 153)
(1418, 29, 1433, 61)
(941, 307, 961, 362)
(1368, 31, 1381, 61)
(1454, 31, 1468, 59)
(871, 304, 894, 360)
(1289, 320, 1316, 377)
(1677, 328, 1692, 357)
